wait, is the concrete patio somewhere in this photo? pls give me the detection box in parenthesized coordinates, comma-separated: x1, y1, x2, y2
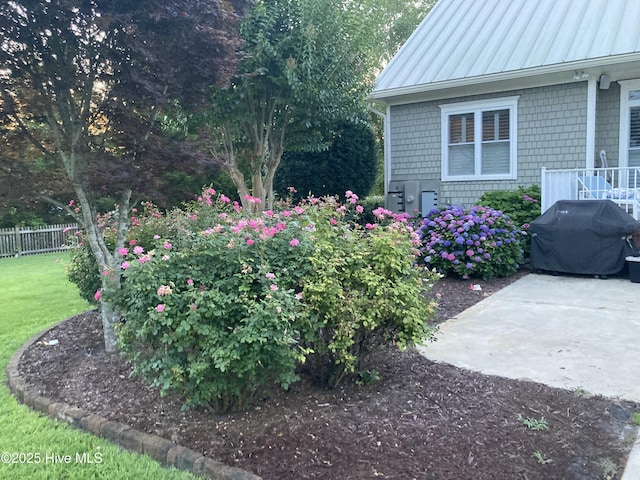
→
(417, 272, 640, 479)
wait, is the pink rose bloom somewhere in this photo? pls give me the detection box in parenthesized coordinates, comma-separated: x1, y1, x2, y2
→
(246, 238, 255, 246)
(117, 247, 129, 256)
(187, 278, 194, 285)
(163, 242, 172, 250)
(156, 304, 165, 313)
(94, 289, 102, 301)
(270, 284, 278, 291)
(121, 261, 131, 270)
(290, 238, 300, 247)
(133, 246, 144, 255)
(356, 205, 364, 214)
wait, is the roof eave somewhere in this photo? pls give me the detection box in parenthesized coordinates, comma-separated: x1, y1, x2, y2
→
(369, 53, 640, 105)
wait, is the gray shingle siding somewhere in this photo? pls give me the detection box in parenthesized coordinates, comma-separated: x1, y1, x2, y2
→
(388, 82, 590, 208)
(595, 83, 620, 167)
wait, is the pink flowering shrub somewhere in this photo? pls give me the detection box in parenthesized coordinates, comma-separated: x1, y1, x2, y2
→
(418, 205, 524, 280)
(66, 200, 186, 305)
(111, 188, 437, 410)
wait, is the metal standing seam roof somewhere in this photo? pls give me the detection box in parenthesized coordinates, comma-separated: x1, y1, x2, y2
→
(371, 0, 640, 99)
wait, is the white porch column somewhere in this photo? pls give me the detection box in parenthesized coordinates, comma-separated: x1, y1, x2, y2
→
(586, 77, 597, 170)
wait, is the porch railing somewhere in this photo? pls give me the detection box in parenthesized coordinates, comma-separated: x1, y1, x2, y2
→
(541, 166, 640, 220)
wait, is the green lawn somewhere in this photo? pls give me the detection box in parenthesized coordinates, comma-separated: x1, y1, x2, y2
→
(0, 252, 197, 479)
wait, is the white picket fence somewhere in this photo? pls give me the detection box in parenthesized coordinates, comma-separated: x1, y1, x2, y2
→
(0, 224, 80, 257)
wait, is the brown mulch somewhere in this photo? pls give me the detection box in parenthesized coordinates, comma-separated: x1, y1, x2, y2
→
(18, 269, 639, 480)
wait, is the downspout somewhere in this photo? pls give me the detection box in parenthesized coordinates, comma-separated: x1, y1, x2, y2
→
(586, 77, 597, 171)
(368, 103, 391, 200)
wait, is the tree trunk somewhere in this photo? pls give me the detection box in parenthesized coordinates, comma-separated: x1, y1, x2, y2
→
(73, 185, 131, 353)
(100, 298, 119, 353)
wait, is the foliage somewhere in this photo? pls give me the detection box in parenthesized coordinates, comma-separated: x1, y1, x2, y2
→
(418, 206, 524, 280)
(274, 121, 377, 201)
(301, 193, 438, 387)
(111, 189, 436, 410)
(533, 451, 553, 465)
(517, 414, 549, 431)
(367, 0, 437, 65)
(198, 0, 412, 211)
(478, 185, 541, 256)
(357, 195, 386, 227)
(66, 201, 184, 304)
(0, 0, 247, 351)
(0, 253, 196, 480)
(66, 244, 102, 306)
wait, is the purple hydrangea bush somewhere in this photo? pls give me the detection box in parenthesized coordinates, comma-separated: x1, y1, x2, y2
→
(417, 205, 524, 280)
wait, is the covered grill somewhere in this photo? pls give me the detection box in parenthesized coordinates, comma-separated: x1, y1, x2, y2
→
(530, 200, 640, 275)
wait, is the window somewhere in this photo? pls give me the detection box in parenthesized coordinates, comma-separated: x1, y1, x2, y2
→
(440, 97, 518, 181)
(618, 81, 640, 169)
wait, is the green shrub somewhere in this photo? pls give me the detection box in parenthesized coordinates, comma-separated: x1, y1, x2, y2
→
(478, 185, 541, 255)
(66, 201, 187, 304)
(302, 195, 438, 387)
(356, 195, 385, 226)
(66, 242, 101, 305)
(114, 223, 314, 411)
(418, 205, 524, 280)
(274, 120, 377, 201)
(111, 189, 436, 410)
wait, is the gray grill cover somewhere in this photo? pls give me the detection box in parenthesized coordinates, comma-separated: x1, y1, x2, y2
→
(530, 200, 640, 275)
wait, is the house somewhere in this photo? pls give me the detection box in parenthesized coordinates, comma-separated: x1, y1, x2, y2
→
(369, 0, 640, 218)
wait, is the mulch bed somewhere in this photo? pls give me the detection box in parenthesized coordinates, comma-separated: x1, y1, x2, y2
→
(18, 270, 639, 479)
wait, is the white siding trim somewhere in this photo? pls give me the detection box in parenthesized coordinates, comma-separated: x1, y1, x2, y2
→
(586, 77, 597, 170)
(618, 79, 640, 168)
(618, 79, 640, 167)
(384, 105, 391, 197)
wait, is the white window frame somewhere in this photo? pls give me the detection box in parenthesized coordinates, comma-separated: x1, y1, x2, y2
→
(440, 96, 519, 182)
(618, 79, 640, 169)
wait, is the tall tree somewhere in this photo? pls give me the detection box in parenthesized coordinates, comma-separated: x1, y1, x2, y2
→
(199, 0, 374, 211)
(0, 0, 247, 351)
(198, 0, 436, 212)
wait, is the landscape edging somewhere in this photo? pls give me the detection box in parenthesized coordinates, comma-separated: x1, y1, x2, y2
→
(5, 319, 262, 480)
